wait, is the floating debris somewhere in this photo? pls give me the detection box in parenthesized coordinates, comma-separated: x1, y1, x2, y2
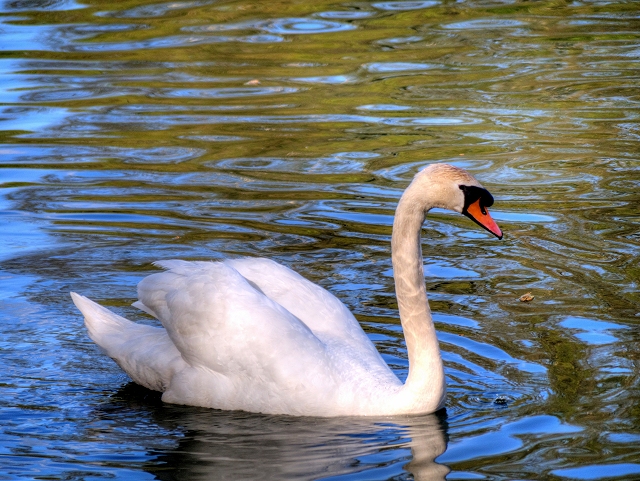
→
(519, 292, 535, 302)
(245, 79, 261, 85)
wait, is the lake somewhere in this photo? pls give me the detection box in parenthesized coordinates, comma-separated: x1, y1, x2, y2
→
(1, 0, 639, 479)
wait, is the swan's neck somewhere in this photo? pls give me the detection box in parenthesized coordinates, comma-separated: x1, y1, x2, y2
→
(391, 188, 446, 411)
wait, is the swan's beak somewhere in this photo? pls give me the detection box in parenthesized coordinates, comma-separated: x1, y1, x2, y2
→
(464, 199, 503, 239)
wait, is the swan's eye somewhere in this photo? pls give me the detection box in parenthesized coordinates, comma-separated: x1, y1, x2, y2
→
(459, 185, 494, 212)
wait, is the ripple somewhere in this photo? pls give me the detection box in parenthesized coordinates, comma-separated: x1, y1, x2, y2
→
(0, 0, 85, 11)
(68, 23, 142, 35)
(318, 209, 392, 226)
(122, 147, 206, 164)
(212, 152, 378, 174)
(377, 35, 424, 44)
(0, 17, 60, 51)
(425, 263, 479, 279)
(606, 433, 640, 444)
(292, 75, 356, 84)
(467, 132, 526, 141)
(372, 1, 439, 11)
(442, 19, 527, 30)
(0, 106, 69, 134)
(180, 135, 247, 142)
(68, 34, 284, 52)
(440, 332, 546, 374)
(156, 86, 300, 99)
(0, 167, 59, 184)
(21, 87, 142, 103)
(185, 22, 255, 32)
(551, 464, 640, 480)
(357, 104, 412, 111)
(0, 145, 91, 164)
(335, 152, 379, 159)
(365, 62, 435, 73)
(383, 116, 479, 126)
(100, 0, 212, 18)
(258, 18, 356, 34)
(316, 11, 376, 19)
(190, 17, 356, 35)
(440, 416, 581, 464)
(558, 316, 629, 345)
(434, 314, 479, 330)
(491, 211, 557, 223)
(77, 110, 481, 129)
(0, 144, 204, 165)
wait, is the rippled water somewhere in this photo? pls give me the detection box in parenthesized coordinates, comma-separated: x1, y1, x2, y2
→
(1, 0, 639, 479)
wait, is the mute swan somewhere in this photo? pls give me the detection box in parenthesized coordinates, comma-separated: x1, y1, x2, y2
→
(71, 163, 502, 416)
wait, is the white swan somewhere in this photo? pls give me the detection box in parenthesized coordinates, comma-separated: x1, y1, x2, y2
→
(71, 163, 502, 417)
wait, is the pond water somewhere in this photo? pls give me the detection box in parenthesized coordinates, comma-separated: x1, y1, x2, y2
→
(1, 0, 639, 479)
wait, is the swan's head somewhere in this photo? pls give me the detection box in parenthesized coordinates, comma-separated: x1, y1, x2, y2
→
(410, 163, 503, 239)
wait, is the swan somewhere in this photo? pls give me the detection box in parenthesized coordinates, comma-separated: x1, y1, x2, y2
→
(71, 163, 502, 417)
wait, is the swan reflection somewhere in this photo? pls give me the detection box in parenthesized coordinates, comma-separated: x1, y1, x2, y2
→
(100, 384, 450, 480)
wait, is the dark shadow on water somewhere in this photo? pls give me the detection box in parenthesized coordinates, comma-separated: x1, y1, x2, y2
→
(101, 383, 451, 481)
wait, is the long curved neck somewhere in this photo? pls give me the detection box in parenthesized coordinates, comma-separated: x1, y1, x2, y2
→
(391, 187, 446, 410)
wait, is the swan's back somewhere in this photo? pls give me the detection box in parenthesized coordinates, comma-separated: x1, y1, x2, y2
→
(225, 258, 374, 347)
(76, 259, 400, 415)
(136, 261, 331, 374)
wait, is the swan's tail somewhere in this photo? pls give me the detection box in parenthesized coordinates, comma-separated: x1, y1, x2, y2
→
(71, 292, 131, 345)
(70, 292, 187, 392)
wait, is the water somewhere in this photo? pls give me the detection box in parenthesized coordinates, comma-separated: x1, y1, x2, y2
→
(0, 0, 639, 479)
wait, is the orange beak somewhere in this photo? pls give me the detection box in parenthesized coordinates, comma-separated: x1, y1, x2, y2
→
(464, 199, 503, 239)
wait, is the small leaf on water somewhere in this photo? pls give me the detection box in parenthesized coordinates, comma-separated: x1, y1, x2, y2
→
(519, 292, 535, 302)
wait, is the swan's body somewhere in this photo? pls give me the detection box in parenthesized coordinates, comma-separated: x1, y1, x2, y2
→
(72, 164, 502, 416)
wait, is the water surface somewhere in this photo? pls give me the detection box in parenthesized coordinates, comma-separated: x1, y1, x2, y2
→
(1, 0, 639, 479)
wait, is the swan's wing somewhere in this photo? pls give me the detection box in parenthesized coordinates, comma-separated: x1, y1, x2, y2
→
(70, 292, 187, 392)
(223, 258, 372, 347)
(135, 261, 335, 388)
(225, 258, 392, 381)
